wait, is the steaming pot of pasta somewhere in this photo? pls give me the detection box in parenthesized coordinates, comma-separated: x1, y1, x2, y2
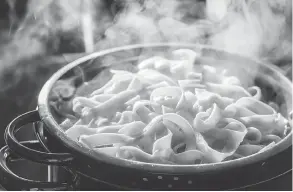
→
(2, 43, 292, 190)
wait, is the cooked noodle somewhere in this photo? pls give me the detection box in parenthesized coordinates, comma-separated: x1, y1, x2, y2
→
(60, 49, 291, 165)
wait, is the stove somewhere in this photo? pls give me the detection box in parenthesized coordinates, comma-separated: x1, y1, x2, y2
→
(0, 152, 291, 190)
(0, 149, 291, 191)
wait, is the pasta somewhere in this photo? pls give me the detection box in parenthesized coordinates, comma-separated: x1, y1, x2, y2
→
(60, 49, 291, 165)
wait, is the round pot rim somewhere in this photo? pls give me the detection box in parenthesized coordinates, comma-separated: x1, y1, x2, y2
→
(37, 43, 292, 173)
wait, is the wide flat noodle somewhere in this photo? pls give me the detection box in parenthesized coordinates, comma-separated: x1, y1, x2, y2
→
(193, 103, 222, 132)
(196, 119, 247, 163)
(62, 49, 290, 165)
(236, 97, 276, 115)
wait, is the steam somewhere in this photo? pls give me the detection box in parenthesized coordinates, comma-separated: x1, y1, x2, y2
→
(0, 0, 111, 92)
(81, 0, 95, 52)
(96, 0, 291, 62)
(206, 0, 231, 21)
(0, 0, 291, 97)
(208, 0, 292, 60)
(4, 0, 291, 59)
(96, 0, 209, 49)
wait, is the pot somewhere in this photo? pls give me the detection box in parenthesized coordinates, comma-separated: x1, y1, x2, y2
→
(0, 43, 292, 190)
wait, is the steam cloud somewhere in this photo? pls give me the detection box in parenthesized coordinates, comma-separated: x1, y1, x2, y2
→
(3, 0, 290, 59)
(0, 0, 292, 94)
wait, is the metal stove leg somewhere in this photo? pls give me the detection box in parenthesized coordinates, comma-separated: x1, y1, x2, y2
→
(48, 165, 59, 182)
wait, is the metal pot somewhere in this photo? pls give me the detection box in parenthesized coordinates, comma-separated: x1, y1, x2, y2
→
(0, 43, 292, 190)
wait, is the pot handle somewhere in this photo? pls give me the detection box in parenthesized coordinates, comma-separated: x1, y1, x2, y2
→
(0, 141, 79, 190)
(4, 110, 74, 166)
